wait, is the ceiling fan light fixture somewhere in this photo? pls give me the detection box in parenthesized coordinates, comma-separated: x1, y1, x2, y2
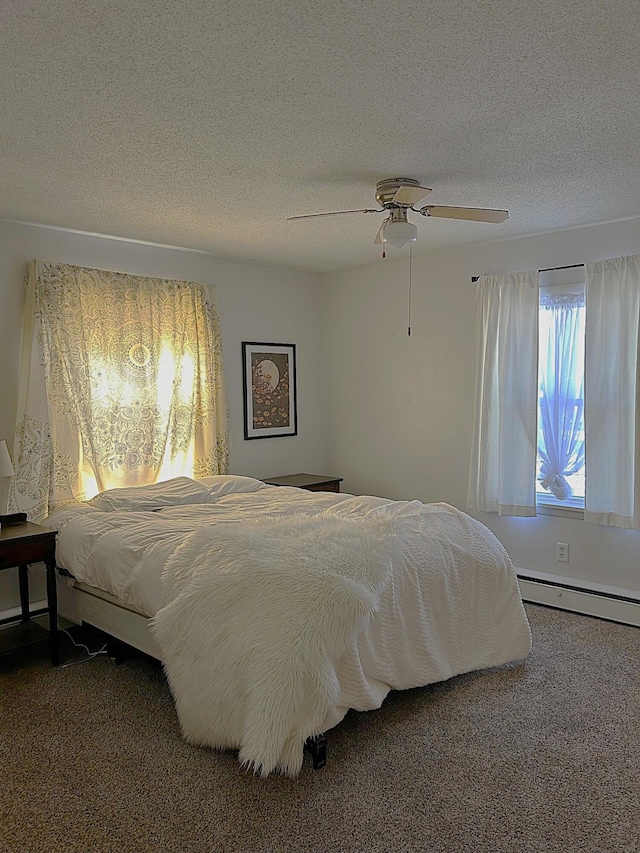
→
(382, 219, 417, 249)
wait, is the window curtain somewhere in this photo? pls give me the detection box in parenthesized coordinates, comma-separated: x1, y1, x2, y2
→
(10, 260, 230, 521)
(537, 292, 585, 500)
(584, 254, 640, 529)
(467, 271, 539, 516)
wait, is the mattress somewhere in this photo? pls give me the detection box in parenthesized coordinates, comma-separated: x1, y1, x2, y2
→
(45, 475, 532, 776)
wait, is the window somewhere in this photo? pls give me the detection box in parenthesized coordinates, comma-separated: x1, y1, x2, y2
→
(468, 255, 640, 529)
(11, 260, 230, 521)
(536, 282, 585, 509)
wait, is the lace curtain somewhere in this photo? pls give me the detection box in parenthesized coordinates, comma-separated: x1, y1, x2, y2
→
(537, 292, 585, 500)
(10, 260, 229, 521)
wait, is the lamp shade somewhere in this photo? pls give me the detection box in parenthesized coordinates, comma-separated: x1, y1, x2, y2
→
(383, 220, 418, 249)
(0, 440, 14, 477)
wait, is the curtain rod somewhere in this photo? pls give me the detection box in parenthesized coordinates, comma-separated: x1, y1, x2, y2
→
(470, 263, 584, 283)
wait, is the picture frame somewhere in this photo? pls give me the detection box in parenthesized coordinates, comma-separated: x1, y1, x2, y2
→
(242, 342, 297, 440)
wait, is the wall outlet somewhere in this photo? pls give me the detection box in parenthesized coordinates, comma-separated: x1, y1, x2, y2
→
(557, 542, 569, 563)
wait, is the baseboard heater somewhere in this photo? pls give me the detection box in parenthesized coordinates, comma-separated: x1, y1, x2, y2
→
(517, 571, 640, 628)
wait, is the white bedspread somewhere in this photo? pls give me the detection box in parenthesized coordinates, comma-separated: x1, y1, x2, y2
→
(47, 483, 532, 776)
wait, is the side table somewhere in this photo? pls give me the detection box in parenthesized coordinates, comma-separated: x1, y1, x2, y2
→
(0, 517, 59, 665)
(262, 473, 343, 493)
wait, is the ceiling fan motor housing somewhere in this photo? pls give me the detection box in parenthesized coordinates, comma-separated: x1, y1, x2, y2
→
(375, 177, 422, 207)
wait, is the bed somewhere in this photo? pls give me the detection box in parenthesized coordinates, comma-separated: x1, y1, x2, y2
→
(45, 475, 532, 777)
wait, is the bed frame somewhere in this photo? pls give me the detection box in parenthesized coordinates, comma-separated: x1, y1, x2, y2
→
(57, 570, 161, 657)
(57, 570, 328, 769)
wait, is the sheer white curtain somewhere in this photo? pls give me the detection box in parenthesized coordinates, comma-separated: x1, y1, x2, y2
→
(584, 254, 640, 528)
(10, 260, 230, 521)
(537, 292, 585, 500)
(467, 271, 539, 516)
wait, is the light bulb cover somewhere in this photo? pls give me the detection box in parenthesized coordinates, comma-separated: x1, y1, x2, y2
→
(382, 220, 418, 249)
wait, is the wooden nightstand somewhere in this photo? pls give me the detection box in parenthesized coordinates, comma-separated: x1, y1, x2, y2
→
(262, 473, 343, 493)
(0, 517, 59, 665)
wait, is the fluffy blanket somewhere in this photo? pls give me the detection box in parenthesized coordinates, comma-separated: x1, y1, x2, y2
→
(152, 513, 397, 777)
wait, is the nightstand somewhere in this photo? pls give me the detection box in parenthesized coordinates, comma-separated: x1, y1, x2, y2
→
(0, 517, 59, 665)
(262, 473, 343, 493)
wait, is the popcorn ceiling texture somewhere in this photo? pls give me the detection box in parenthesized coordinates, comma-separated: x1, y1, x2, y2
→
(0, 0, 638, 272)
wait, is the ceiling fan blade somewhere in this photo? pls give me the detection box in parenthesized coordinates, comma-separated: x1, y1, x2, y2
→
(420, 205, 509, 223)
(373, 218, 389, 244)
(288, 208, 382, 220)
(391, 184, 432, 206)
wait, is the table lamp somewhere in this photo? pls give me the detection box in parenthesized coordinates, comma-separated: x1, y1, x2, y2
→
(0, 439, 15, 530)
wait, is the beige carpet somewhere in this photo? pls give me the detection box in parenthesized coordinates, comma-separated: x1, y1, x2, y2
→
(0, 604, 638, 853)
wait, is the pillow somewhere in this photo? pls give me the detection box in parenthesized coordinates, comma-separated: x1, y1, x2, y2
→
(196, 474, 268, 498)
(88, 477, 212, 512)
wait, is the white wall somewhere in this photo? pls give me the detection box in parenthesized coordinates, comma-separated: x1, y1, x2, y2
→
(3, 215, 639, 612)
(321, 217, 640, 597)
(0, 220, 324, 610)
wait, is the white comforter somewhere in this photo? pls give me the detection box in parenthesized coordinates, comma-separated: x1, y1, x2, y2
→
(47, 481, 532, 776)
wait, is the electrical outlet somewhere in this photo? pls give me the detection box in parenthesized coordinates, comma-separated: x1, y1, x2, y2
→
(557, 542, 569, 563)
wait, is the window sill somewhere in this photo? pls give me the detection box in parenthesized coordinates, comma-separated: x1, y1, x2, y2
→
(536, 503, 584, 520)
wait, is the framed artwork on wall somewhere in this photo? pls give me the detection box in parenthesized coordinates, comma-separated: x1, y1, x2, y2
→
(242, 342, 297, 439)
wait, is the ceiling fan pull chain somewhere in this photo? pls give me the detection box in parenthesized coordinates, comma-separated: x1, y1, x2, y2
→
(408, 244, 413, 337)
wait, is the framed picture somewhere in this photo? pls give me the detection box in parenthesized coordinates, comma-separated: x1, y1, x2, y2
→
(242, 342, 297, 440)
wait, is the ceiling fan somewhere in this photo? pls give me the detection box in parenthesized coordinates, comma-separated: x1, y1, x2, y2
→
(288, 178, 509, 255)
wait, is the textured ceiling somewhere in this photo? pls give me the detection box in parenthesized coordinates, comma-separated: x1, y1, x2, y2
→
(1, 0, 639, 273)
